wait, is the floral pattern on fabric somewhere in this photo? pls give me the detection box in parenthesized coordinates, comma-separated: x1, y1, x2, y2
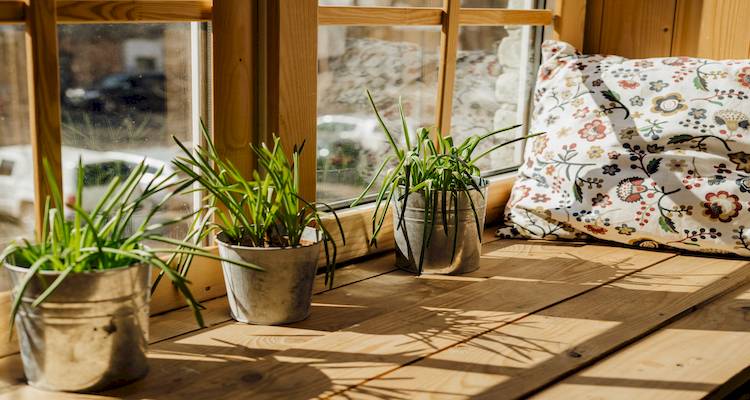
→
(503, 40, 750, 255)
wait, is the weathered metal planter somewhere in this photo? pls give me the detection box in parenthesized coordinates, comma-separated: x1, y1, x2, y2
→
(393, 184, 488, 275)
(216, 227, 321, 325)
(6, 263, 151, 393)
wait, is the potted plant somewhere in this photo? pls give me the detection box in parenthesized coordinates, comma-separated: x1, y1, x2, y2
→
(172, 126, 343, 325)
(2, 159, 256, 393)
(351, 91, 542, 274)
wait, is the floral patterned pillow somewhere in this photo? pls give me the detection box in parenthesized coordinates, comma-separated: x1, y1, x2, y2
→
(503, 40, 750, 255)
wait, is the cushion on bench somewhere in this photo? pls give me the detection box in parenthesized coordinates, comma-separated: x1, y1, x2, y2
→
(503, 40, 750, 255)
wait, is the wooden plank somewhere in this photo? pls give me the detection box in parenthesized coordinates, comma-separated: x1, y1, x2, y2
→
(347, 256, 750, 399)
(435, 0, 460, 136)
(0, 0, 24, 23)
(211, 0, 256, 178)
(150, 252, 227, 316)
(266, 0, 318, 201)
(458, 9, 553, 26)
(484, 175, 514, 226)
(0, 253, 474, 397)
(694, 0, 750, 59)
(670, 0, 703, 56)
(318, 6, 443, 26)
(56, 0, 211, 23)
(0, 0, 211, 23)
(148, 254, 397, 344)
(583, 0, 604, 53)
(598, 0, 677, 58)
(88, 243, 673, 399)
(0, 252, 396, 358)
(552, 0, 587, 50)
(319, 205, 395, 265)
(536, 283, 750, 399)
(26, 0, 62, 237)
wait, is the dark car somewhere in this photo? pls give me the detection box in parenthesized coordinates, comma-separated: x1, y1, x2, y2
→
(63, 72, 166, 113)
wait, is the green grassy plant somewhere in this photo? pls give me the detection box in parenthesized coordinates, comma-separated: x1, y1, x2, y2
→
(172, 123, 344, 287)
(351, 90, 543, 272)
(1, 158, 258, 330)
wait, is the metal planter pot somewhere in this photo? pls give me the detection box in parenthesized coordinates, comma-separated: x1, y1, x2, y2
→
(393, 184, 488, 275)
(216, 227, 321, 325)
(5, 263, 151, 393)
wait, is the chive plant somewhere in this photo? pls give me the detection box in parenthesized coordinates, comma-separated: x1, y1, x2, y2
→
(1, 158, 258, 330)
(351, 90, 544, 272)
(171, 124, 344, 287)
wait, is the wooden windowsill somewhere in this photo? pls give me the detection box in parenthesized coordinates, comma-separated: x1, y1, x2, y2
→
(1, 228, 750, 398)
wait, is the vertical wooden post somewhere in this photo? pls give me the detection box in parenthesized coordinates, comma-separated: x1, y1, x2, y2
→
(26, 0, 62, 238)
(264, 0, 318, 202)
(435, 0, 460, 136)
(553, 0, 587, 50)
(211, 0, 256, 178)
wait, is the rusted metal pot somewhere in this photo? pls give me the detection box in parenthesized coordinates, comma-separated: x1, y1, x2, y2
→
(393, 184, 488, 275)
(216, 226, 321, 325)
(5, 263, 150, 392)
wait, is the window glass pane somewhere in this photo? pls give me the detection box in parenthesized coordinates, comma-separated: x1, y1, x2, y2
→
(59, 23, 207, 240)
(460, 0, 536, 8)
(450, 24, 539, 173)
(318, 26, 440, 204)
(0, 26, 34, 263)
(320, 0, 441, 6)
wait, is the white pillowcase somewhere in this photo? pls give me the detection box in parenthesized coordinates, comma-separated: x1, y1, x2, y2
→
(504, 40, 750, 255)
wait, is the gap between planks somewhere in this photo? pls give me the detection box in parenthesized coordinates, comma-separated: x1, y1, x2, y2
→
(535, 281, 750, 400)
(342, 255, 750, 400)
(94, 242, 676, 399)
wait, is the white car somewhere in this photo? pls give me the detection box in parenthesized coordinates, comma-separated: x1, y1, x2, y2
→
(0, 145, 180, 225)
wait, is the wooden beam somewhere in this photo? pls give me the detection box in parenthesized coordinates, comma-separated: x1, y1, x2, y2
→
(583, 0, 604, 53)
(670, 0, 703, 56)
(459, 8, 553, 26)
(318, 6, 443, 25)
(211, 0, 256, 179)
(55, 0, 212, 23)
(266, 0, 318, 201)
(0, 1, 24, 23)
(598, 0, 677, 58)
(435, 0, 460, 136)
(553, 0, 587, 49)
(26, 0, 62, 237)
(0, 0, 211, 23)
(693, 0, 750, 59)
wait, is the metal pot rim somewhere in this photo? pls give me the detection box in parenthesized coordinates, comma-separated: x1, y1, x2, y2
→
(396, 179, 489, 193)
(3, 262, 145, 276)
(215, 233, 321, 252)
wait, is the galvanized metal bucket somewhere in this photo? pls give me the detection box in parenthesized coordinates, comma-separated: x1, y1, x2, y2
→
(393, 184, 488, 275)
(5, 262, 151, 393)
(216, 226, 321, 325)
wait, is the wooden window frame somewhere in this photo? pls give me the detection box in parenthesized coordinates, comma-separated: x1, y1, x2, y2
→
(0, 0, 585, 319)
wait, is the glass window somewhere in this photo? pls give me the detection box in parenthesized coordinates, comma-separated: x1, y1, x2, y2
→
(449, 24, 540, 173)
(0, 26, 34, 255)
(58, 23, 208, 240)
(317, 25, 441, 204)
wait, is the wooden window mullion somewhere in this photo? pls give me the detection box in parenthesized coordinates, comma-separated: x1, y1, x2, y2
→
(26, 0, 62, 238)
(211, 0, 256, 178)
(266, 0, 318, 202)
(435, 0, 460, 136)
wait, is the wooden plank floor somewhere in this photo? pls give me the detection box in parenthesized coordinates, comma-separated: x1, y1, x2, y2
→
(0, 233, 749, 399)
